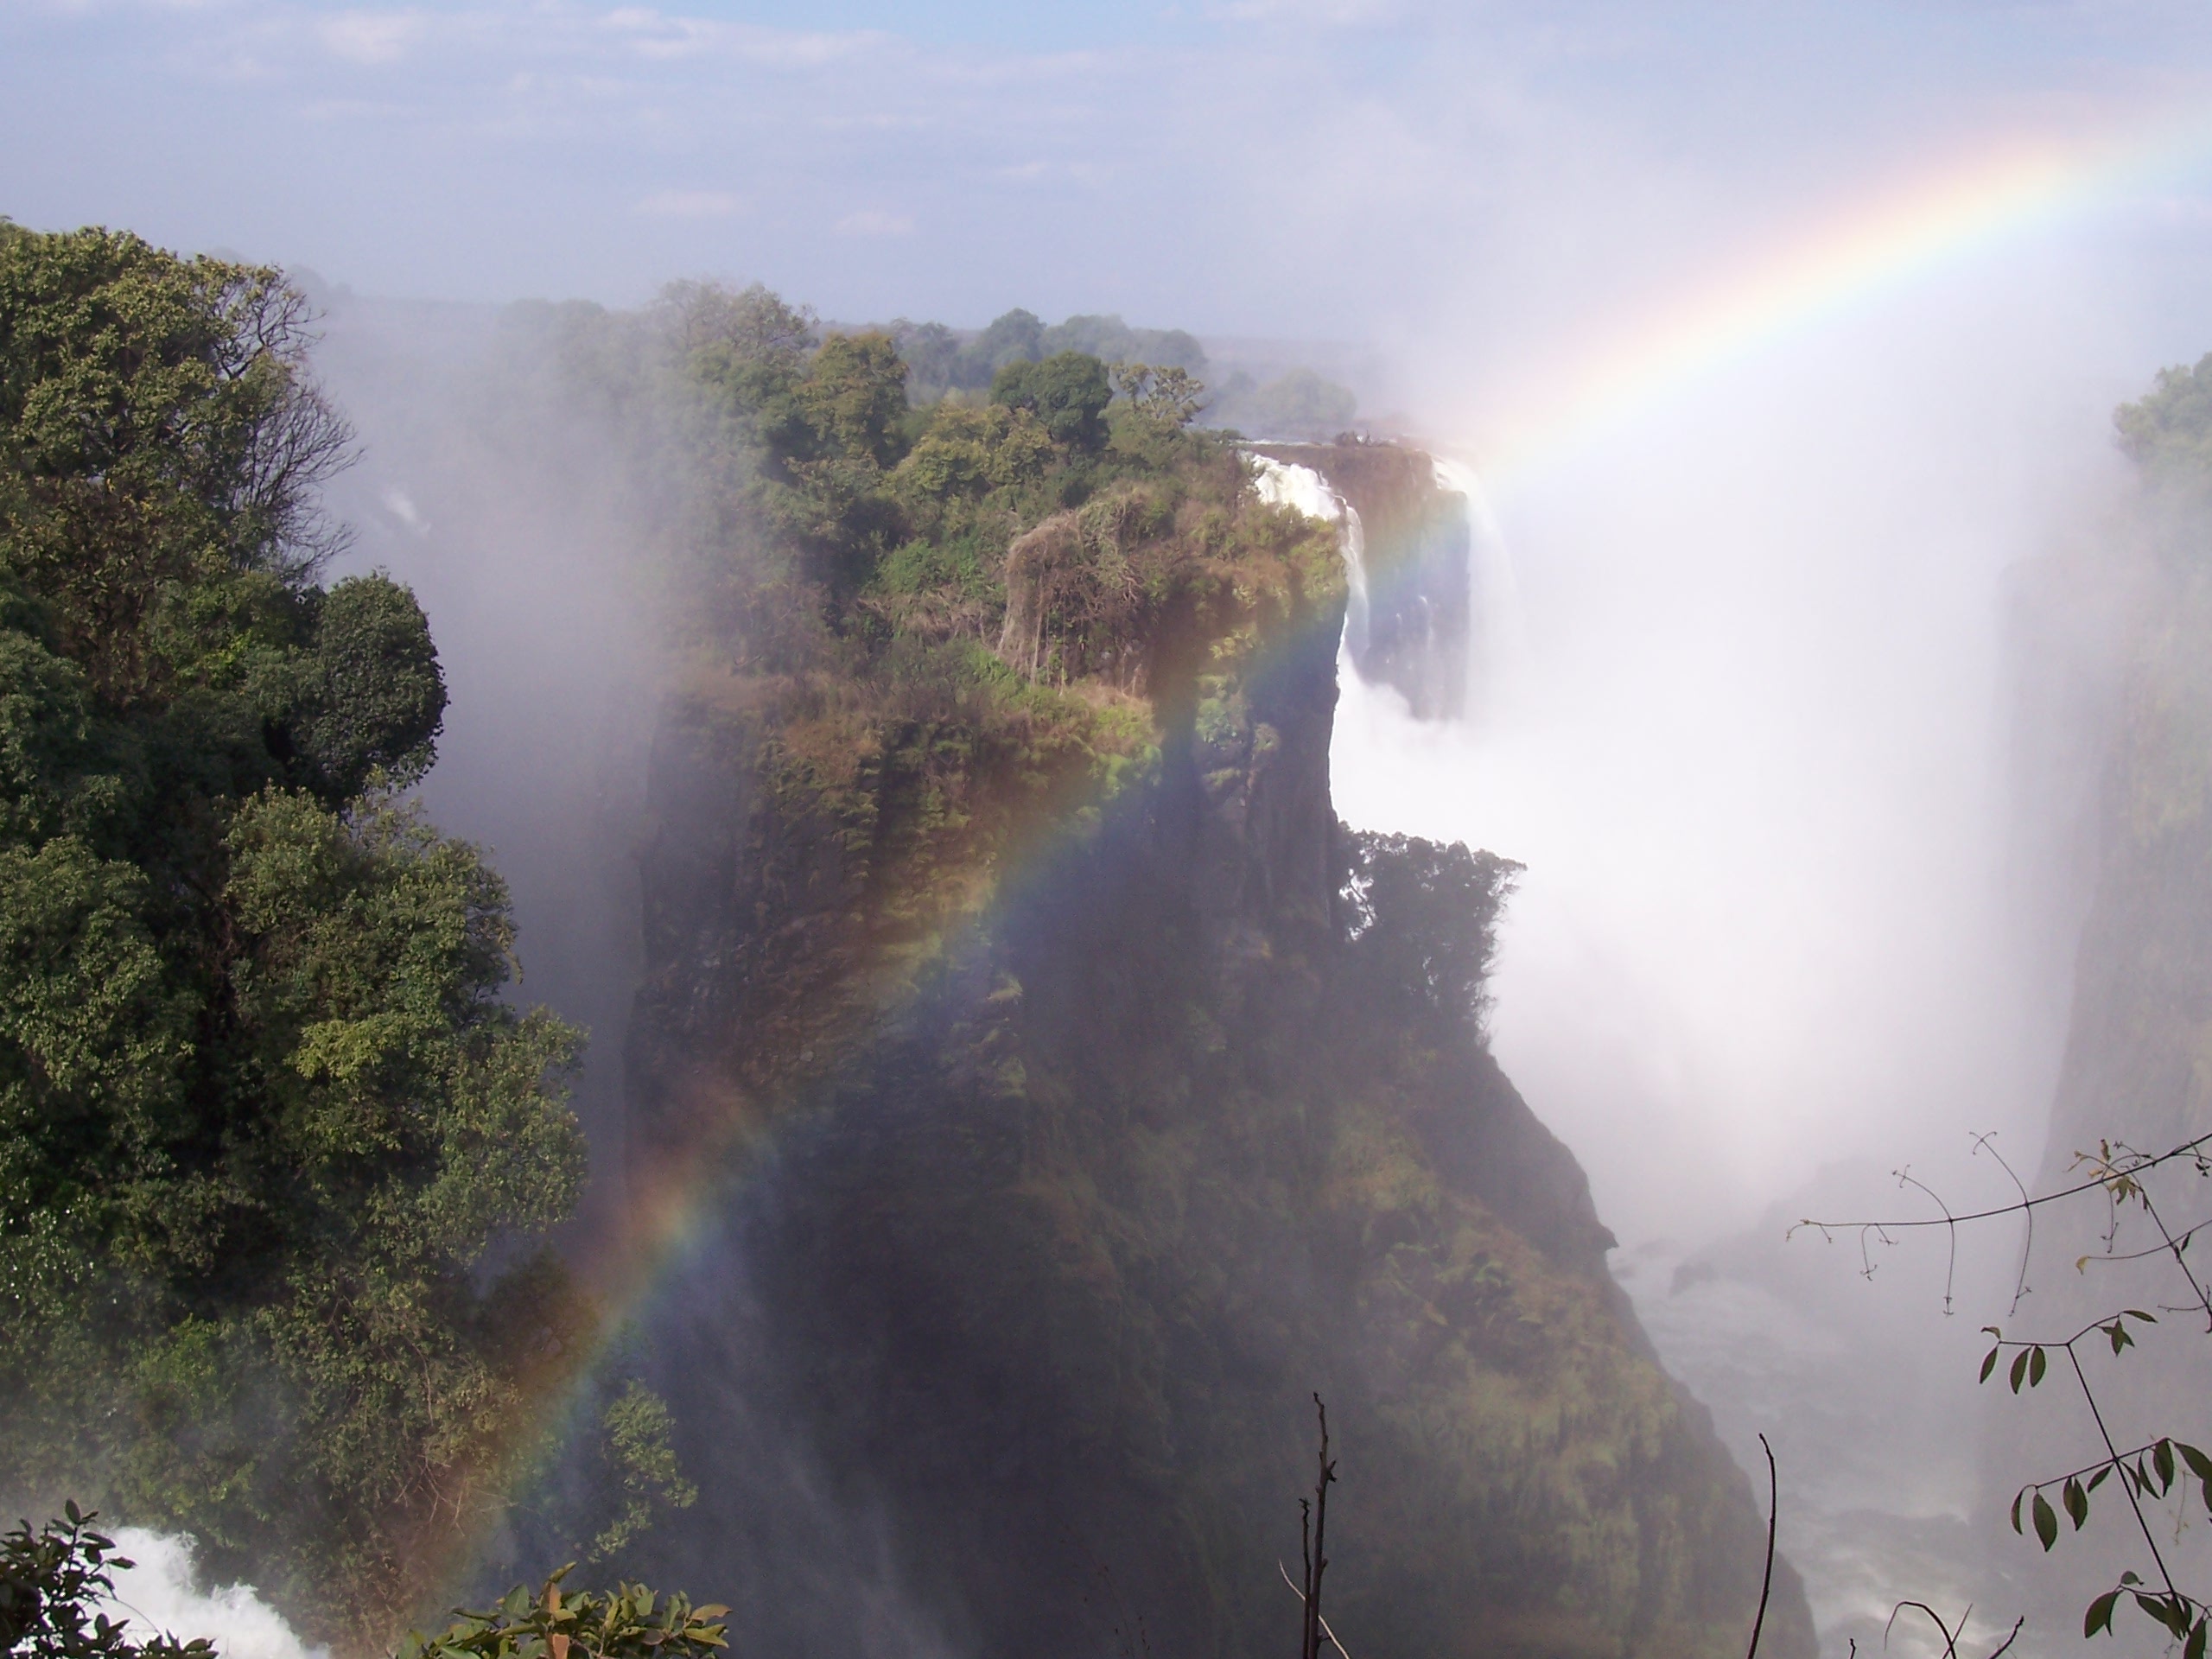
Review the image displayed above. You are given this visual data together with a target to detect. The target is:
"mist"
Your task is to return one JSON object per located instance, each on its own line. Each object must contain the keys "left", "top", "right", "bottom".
{"left": 12, "top": 2, "right": 2212, "bottom": 1655}
{"left": 1344, "top": 259, "right": 2138, "bottom": 1241}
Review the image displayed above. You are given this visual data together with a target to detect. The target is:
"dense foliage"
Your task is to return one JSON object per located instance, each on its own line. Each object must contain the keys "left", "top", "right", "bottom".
{"left": 397, "top": 1571, "right": 726, "bottom": 1659}
{"left": 2114, "top": 352, "right": 2212, "bottom": 486}
{"left": 620, "top": 282, "right": 1346, "bottom": 1022}
{"left": 1338, "top": 828, "right": 1522, "bottom": 1029}
{"left": 0, "top": 224, "right": 589, "bottom": 1649}
{"left": 893, "top": 308, "right": 1207, "bottom": 401}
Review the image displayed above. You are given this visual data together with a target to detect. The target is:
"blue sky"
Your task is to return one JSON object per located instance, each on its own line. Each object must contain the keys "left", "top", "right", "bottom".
{"left": 9, "top": 2, "right": 2212, "bottom": 378}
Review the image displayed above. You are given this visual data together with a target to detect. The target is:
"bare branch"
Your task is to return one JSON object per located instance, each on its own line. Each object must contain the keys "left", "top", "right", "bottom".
{"left": 1745, "top": 1434, "right": 1777, "bottom": 1659}
{"left": 1885, "top": 1600, "right": 1962, "bottom": 1659}
{"left": 1795, "top": 1132, "right": 2212, "bottom": 1237}
{"left": 1278, "top": 1563, "right": 1355, "bottom": 1659}
{"left": 1971, "top": 1133, "right": 2035, "bottom": 1315}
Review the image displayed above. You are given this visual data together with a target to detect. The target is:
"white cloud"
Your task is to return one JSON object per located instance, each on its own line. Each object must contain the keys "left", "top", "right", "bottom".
{"left": 597, "top": 6, "right": 883, "bottom": 68}
{"left": 637, "top": 188, "right": 741, "bottom": 216}
{"left": 835, "top": 208, "right": 915, "bottom": 236}
{"left": 1206, "top": 0, "right": 1406, "bottom": 22}
{"left": 318, "top": 9, "right": 424, "bottom": 66}
{"left": 380, "top": 485, "right": 429, "bottom": 532}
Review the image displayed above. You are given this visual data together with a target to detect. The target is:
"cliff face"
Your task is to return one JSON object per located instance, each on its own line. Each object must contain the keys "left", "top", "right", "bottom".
{"left": 621, "top": 443, "right": 1809, "bottom": 1659}
{"left": 2039, "top": 555, "right": 2212, "bottom": 1173}
{"left": 1989, "top": 509, "right": 2212, "bottom": 1632}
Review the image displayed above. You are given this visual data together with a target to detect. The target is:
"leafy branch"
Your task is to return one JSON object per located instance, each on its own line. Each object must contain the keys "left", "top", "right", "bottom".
{"left": 395, "top": 1570, "right": 728, "bottom": 1659}
{"left": 1796, "top": 1129, "right": 2212, "bottom": 1653}
{"left": 0, "top": 1505, "right": 214, "bottom": 1659}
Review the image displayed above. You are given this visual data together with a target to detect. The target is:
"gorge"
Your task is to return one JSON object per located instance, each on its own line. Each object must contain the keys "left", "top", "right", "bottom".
{"left": 577, "top": 396, "right": 1812, "bottom": 1658}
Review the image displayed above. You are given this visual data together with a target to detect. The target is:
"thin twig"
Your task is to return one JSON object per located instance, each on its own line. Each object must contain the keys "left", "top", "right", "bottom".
{"left": 2136, "top": 1192, "right": 2212, "bottom": 1332}
{"left": 2012, "top": 1438, "right": 2171, "bottom": 1493}
{"left": 2072, "top": 1217, "right": 2211, "bottom": 1268}
{"left": 1891, "top": 1168, "right": 1961, "bottom": 1313}
{"left": 1746, "top": 1434, "right": 1777, "bottom": 1659}
{"left": 1885, "top": 1600, "right": 2025, "bottom": 1659}
{"left": 1886, "top": 1600, "right": 1962, "bottom": 1659}
{"left": 1796, "top": 1133, "right": 2212, "bottom": 1236}
{"left": 1278, "top": 1563, "right": 1355, "bottom": 1659}
{"left": 2067, "top": 1344, "right": 2183, "bottom": 1607}
{"left": 1971, "top": 1133, "right": 2035, "bottom": 1315}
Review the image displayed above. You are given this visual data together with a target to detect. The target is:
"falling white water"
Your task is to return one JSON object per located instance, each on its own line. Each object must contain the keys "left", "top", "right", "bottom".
{"left": 1433, "top": 457, "right": 1528, "bottom": 722}
{"left": 99, "top": 1532, "right": 318, "bottom": 1659}
{"left": 1250, "top": 453, "right": 1370, "bottom": 665}
{"left": 1325, "top": 457, "right": 1506, "bottom": 877}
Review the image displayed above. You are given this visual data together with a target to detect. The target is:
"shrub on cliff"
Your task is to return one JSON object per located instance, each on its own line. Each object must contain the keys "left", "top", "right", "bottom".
{"left": 1338, "top": 827, "right": 1523, "bottom": 1032}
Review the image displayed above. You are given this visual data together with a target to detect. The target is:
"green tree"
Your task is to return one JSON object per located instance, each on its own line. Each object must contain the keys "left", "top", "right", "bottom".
{"left": 990, "top": 352, "right": 1114, "bottom": 454}
{"left": 796, "top": 331, "right": 908, "bottom": 468}
{"left": 951, "top": 307, "right": 1042, "bottom": 388}
{"left": 1338, "top": 827, "right": 1522, "bottom": 1029}
{"left": 1039, "top": 313, "right": 1207, "bottom": 375}
{"left": 889, "top": 320, "right": 959, "bottom": 397}
{"left": 0, "top": 223, "right": 588, "bottom": 1653}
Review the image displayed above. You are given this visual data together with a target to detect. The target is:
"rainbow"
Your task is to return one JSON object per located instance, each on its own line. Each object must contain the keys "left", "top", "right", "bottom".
{"left": 1468, "top": 105, "right": 2212, "bottom": 484}
{"left": 474, "top": 100, "right": 2212, "bottom": 1595}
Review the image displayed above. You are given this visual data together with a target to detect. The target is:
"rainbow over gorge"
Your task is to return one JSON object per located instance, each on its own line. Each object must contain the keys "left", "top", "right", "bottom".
{"left": 586, "top": 427, "right": 1809, "bottom": 1659}
{"left": 0, "top": 251, "right": 1813, "bottom": 1659}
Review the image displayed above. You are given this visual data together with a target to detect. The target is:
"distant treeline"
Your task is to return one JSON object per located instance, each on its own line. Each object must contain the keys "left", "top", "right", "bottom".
{"left": 875, "top": 307, "right": 1360, "bottom": 439}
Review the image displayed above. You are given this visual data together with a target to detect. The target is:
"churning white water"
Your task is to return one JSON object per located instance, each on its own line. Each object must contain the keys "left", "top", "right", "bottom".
{"left": 99, "top": 1532, "right": 318, "bottom": 1659}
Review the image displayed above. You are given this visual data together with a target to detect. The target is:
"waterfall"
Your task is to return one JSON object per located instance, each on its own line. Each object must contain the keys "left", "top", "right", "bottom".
{"left": 1250, "top": 452, "right": 1370, "bottom": 663}
{"left": 1252, "top": 446, "right": 1522, "bottom": 733}
{"left": 1433, "top": 455, "right": 1525, "bottom": 725}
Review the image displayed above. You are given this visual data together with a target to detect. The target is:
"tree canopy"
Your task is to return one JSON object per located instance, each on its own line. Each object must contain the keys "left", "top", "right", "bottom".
{"left": 0, "top": 223, "right": 588, "bottom": 1651}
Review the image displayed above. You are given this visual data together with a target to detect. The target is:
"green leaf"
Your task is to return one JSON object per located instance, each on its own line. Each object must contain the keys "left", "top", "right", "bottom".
{"left": 2011, "top": 1349, "right": 2031, "bottom": 1393}
{"left": 2034, "top": 1491, "right": 2059, "bottom": 1550}
{"left": 2190, "top": 1617, "right": 2209, "bottom": 1659}
{"left": 2137, "top": 1594, "right": 2192, "bottom": 1639}
{"left": 2179, "top": 1444, "right": 2212, "bottom": 1484}
{"left": 2066, "top": 1478, "right": 2089, "bottom": 1529}
{"left": 2012, "top": 1491, "right": 2025, "bottom": 1534}
{"left": 2029, "top": 1344, "right": 2048, "bottom": 1387}
{"left": 1980, "top": 1344, "right": 2001, "bottom": 1383}
{"left": 2156, "top": 1440, "right": 2177, "bottom": 1492}
{"left": 2089, "top": 1464, "right": 2113, "bottom": 1492}
{"left": 2087, "top": 1591, "right": 2121, "bottom": 1637}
